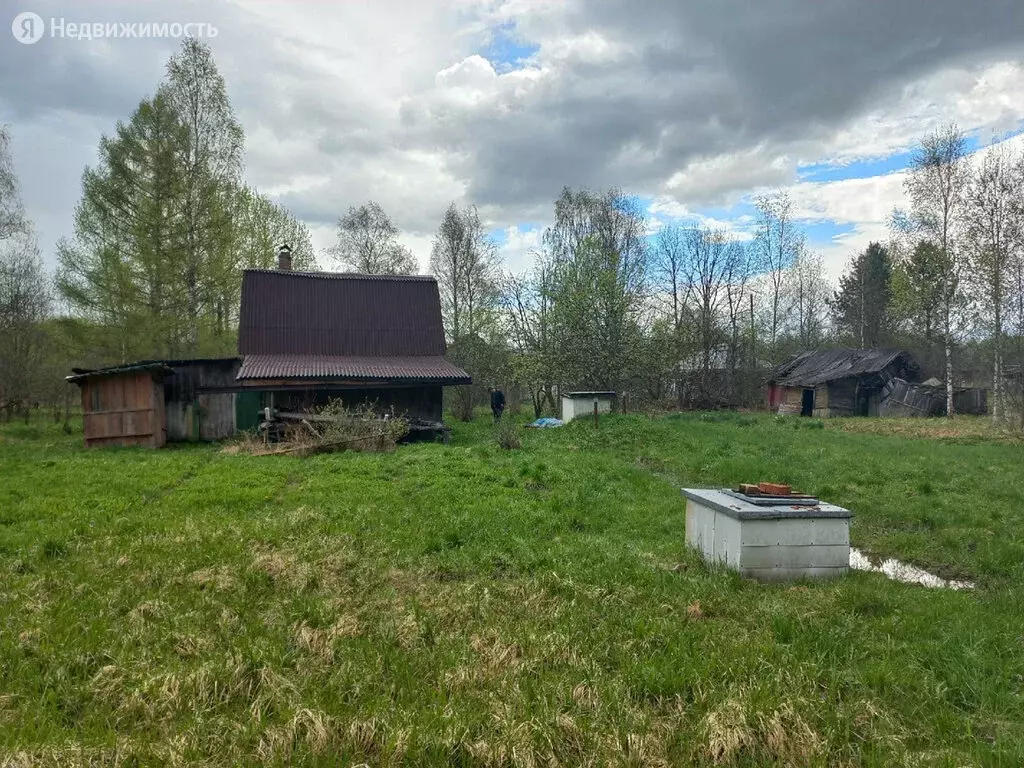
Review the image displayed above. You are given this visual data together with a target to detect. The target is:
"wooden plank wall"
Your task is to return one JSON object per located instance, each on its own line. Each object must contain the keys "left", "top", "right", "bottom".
{"left": 81, "top": 372, "right": 164, "bottom": 448}
{"left": 164, "top": 360, "right": 239, "bottom": 441}
{"left": 776, "top": 386, "right": 804, "bottom": 416}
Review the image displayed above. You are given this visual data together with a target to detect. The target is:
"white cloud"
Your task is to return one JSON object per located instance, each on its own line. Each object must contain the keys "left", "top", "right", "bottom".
{"left": 497, "top": 224, "right": 542, "bottom": 274}
{"left": 648, "top": 197, "right": 756, "bottom": 241}
{"left": 777, "top": 131, "right": 1024, "bottom": 280}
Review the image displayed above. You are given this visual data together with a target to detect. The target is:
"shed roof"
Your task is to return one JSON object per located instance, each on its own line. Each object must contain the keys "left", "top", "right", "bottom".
{"left": 67, "top": 362, "right": 174, "bottom": 384}
{"left": 769, "top": 348, "right": 918, "bottom": 387}
{"left": 238, "top": 269, "right": 447, "bottom": 357}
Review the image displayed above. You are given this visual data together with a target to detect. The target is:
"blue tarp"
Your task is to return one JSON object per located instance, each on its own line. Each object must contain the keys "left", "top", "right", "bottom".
{"left": 529, "top": 417, "right": 564, "bottom": 428}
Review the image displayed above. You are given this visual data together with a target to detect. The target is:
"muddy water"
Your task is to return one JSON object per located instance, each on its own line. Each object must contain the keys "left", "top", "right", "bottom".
{"left": 849, "top": 548, "right": 973, "bottom": 590}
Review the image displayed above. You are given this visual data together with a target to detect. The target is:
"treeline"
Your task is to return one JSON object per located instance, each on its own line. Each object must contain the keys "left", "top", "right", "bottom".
{"left": 3, "top": 38, "right": 1022, "bottom": 424}
{"left": 432, "top": 127, "right": 1024, "bottom": 423}
{"left": 431, "top": 187, "right": 833, "bottom": 418}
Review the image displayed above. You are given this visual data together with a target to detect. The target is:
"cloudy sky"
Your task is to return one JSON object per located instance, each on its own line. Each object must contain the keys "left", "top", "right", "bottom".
{"left": 3, "top": 0, "right": 1024, "bottom": 280}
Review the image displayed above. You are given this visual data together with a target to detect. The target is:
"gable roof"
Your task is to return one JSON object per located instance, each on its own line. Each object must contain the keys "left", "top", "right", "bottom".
{"left": 769, "top": 348, "right": 919, "bottom": 388}
{"left": 237, "top": 269, "right": 469, "bottom": 384}
{"left": 239, "top": 269, "right": 446, "bottom": 357}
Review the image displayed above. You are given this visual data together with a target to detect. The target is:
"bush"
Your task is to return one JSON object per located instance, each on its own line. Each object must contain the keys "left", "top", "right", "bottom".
{"left": 494, "top": 418, "right": 521, "bottom": 450}
{"left": 229, "top": 400, "right": 409, "bottom": 456}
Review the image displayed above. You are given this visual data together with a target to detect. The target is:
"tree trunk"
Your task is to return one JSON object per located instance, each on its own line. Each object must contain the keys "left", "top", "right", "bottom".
{"left": 944, "top": 308, "right": 954, "bottom": 419}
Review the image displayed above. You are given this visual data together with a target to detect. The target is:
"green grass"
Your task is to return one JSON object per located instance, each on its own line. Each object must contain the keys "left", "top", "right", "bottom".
{"left": 1, "top": 412, "right": 1022, "bottom": 766}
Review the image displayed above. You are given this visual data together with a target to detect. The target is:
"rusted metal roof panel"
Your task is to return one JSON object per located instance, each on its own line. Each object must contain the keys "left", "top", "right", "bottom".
{"left": 237, "top": 354, "right": 471, "bottom": 384}
{"left": 238, "top": 270, "right": 447, "bottom": 357}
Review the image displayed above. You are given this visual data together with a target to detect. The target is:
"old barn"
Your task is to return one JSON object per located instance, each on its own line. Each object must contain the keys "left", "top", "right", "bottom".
{"left": 767, "top": 349, "right": 924, "bottom": 417}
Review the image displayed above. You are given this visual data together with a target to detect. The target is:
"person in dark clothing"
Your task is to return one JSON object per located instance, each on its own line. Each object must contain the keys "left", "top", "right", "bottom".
{"left": 488, "top": 386, "right": 506, "bottom": 422}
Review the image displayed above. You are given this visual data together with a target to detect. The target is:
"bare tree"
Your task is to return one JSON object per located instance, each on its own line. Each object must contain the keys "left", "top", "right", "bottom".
{"left": 722, "top": 241, "right": 753, "bottom": 401}
{"left": 429, "top": 202, "right": 500, "bottom": 419}
{"left": 754, "top": 192, "right": 804, "bottom": 361}
{"left": 0, "top": 233, "right": 51, "bottom": 420}
{"left": 0, "top": 127, "right": 26, "bottom": 242}
{"left": 901, "top": 124, "right": 969, "bottom": 417}
{"left": 787, "top": 249, "right": 831, "bottom": 349}
{"left": 653, "top": 225, "right": 690, "bottom": 405}
{"left": 963, "top": 143, "right": 1024, "bottom": 423}
{"left": 503, "top": 262, "right": 558, "bottom": 418}
{"left": 331, "top": 201, "right": 418, "bottom": 274}
{"left": 680, "top": 227, "right": 732, "bottom": 403}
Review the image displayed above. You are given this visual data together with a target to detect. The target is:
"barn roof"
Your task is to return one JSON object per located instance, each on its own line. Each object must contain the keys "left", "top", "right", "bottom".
{"left": 237, "top": 269, "right": 470, "bottom": 384}
{"left": 769, "top": 348, "right": 918, "bottom": 387}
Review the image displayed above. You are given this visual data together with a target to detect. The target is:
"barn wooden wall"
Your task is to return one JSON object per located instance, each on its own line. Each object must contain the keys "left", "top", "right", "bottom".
{"left": 164, "top": 360, "right": 239, "bottom": 441}
{"left": 80, "top": 373, "right": 165, "bottom": 448}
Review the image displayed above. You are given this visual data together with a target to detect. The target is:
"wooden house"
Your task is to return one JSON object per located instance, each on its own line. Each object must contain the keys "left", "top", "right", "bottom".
{"left": 234, "top": 262, "right": 470, "bottom": 425}
{"left": 68, "top": 249, "right": 470, "bottom": 448}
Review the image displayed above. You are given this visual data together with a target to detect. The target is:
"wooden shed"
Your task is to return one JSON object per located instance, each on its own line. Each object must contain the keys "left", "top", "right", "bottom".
{"left": 68, "top": 358, "right": 242, "bottom": 448}
{"left": 68, "top": 363, "right": 171, "bottom": 448}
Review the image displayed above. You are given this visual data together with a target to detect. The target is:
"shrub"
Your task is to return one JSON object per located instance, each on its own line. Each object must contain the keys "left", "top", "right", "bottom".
{"left": 494, "top": 418, "right": 521, "bottom": 450}
{"left": 230, "top": 400, "right": 409, "bottom": 456}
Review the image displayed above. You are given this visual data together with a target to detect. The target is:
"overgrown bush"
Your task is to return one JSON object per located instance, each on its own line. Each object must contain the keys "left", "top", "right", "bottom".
{"left": 494, "top": 418, "right": 521, "bottom": 450}
{"left": 229, "top": 400, "right": 408, "bottom": 456}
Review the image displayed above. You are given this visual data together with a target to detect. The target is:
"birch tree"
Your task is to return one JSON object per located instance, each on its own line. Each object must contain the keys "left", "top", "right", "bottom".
{"left": 0, "top": 126, "right": 26, "bottom": 242}
{"left": 901, "top": 124, "right": 969, "bottom": 417}
{"left": 754, "top": 191, "right": 803, "bottom": 361}
{"left": 163, "top": 37, "right": 244, "bottom": 344}
{"left": 0, "top": 233, "right": 51, "bottom": 419}
{"left": 787, "top": 249, "right": 830, "bottom": 350}
{"left": 429, "top": 203, "right": 500, "bottom": 419}
{"left": 963, "top": 144, "right": 1023, "bottom": 422}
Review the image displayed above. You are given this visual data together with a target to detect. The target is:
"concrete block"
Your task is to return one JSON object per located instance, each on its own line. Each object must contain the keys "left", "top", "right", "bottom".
{"left": 682, "top": 488, "right": 853, "bottom": 582}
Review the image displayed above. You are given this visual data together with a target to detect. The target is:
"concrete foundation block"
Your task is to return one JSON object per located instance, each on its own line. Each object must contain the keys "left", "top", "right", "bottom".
{"left": 683, "top": 489, "right": 853, "bottom": 582}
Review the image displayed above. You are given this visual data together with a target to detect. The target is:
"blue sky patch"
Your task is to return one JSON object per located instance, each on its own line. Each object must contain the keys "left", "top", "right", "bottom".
{"left": 481, "top": 21, "right": 540, "bottom": 72}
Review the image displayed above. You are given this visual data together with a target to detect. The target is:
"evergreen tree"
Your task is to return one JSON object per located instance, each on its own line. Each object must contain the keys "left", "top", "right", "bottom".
{"left": 831, "top": 242, "right": 893, "bottom": 348}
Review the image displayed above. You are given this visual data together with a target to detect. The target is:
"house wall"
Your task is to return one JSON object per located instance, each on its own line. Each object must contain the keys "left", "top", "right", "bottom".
{"left": 776, "top": 386, "right": 804, "bottom": 416}
{"left": 80, "top": 372, "right": 165, "bottom": 448}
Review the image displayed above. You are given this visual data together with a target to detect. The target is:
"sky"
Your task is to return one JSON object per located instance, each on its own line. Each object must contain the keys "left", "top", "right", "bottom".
{"left": 2, "top": 0, "right": 1024, "bottom": 283}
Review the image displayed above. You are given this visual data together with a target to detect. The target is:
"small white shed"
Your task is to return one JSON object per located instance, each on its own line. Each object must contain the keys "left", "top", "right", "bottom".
{"left": 560, "top": 390, "right": 615, "bottom": 423}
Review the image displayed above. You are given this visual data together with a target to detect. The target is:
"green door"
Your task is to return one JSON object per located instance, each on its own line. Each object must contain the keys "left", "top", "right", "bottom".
{"left": 235, "top": 390, "right": 263, "bottom": 433}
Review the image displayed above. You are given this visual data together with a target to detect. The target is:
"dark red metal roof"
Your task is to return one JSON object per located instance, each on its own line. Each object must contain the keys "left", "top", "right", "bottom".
{"left": 237, "top": 354, "right": 470, "bottom": 384}
{"left": 239, "top": 269, "right": 447, "bottom": 357}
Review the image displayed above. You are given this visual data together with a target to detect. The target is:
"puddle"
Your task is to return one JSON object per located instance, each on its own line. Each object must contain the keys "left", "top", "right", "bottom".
{"left": 849, "top": 548, "right": 973, "bottom": 590}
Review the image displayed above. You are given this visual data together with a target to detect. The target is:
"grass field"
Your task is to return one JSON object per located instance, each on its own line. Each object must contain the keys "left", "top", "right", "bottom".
{"left": 1, "top": 412, "right": 1022, "bottom": 766}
